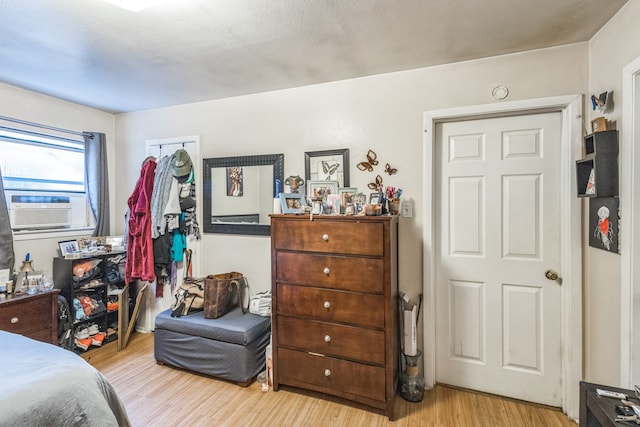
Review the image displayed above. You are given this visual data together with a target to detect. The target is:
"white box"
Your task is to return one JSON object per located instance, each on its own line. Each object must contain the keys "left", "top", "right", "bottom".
{"left": 403, "top": 305, "right": 417, "bottom": 356}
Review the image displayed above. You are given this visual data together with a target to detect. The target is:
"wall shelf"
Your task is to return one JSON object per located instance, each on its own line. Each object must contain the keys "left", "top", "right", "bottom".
{"left": 576, "top": 130, "right": 618, "bottom": 198}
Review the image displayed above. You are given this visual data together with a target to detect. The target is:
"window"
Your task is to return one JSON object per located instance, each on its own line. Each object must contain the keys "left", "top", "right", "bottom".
{"left": 0, "top": 129, "right": 85, "bottom": 192}
{"left": 0, "top": 128, "right": 90, "bottom": 231}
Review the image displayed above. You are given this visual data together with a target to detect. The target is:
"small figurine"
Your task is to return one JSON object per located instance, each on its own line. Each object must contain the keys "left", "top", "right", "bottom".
{"left": 285, "top": 175, "right": 304, "bottom": 194}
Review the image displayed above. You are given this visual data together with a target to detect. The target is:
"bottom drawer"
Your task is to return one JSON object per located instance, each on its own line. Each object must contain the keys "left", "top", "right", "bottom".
{"left": 277, "top": 347, "right": 386, "bottom": 402}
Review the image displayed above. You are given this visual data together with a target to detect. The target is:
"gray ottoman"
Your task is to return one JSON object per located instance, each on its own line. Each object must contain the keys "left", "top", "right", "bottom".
{"left": 154, "top": 307, "right": 271, "bottom": 386}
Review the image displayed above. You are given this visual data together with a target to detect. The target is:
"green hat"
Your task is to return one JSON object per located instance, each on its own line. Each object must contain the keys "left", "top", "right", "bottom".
{"left": 171, "top": 149, "right": 192, "bottom": 177}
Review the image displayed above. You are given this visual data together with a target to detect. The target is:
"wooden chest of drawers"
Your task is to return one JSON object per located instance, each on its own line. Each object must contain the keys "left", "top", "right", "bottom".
{"left": 271, "top": 214, "right": 398, "bottom": 419}
{"left": 0, "top": 290, "right": 60, "bottom": 344}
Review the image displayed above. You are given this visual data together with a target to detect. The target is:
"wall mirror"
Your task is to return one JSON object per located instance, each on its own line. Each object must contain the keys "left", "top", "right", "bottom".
{"left": 203, "top": 154, "right": 284, "bottom": 235}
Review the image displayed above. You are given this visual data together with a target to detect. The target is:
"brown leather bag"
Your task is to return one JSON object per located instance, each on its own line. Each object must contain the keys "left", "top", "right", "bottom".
{"left": 204, "top": 272, "right": 249, "bottom": 319}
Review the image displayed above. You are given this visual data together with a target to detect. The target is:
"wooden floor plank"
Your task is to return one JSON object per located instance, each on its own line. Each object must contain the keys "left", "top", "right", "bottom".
{"left": 86, "top": 332, "right": 577, "bottom": 426}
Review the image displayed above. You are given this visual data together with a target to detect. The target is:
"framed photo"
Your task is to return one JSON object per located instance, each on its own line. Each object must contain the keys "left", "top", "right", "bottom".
{"left": 305, "top": 149, "right": 350, "bottom": 188}
{"left": 352, "top": 193, "right": 367, "bottom": 214}
{"left": 369, "top": 192, "right": 383, "bottom": 205}
{"left": 326, "top": 194, "right": 341, "bottom": 215}
{"left": 339, "top": 187, "right": 357, "bottom": 208}
{"left": 59, "top": 239, "right": 79, "bottom": 256}
{"left": 226, "top": 166, "right": 243, "bottom": 197}
{"left": 78, "top": 236, "right": 106, "bottom": 250}
{"left": 279, "top": 193, "right": 306, "bottom": 214}
{"left": 307, "top": 180, "right": 339, "bottom": 199}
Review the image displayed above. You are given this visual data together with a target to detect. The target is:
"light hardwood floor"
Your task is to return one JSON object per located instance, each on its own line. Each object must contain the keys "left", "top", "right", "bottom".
{"left": 84, "top": 333, "right": 577, "bottom": 427}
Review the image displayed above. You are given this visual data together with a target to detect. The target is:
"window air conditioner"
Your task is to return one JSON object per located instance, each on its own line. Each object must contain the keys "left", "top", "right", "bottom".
{"left": 9, "top": 195, "right": 71, "bottom": 230}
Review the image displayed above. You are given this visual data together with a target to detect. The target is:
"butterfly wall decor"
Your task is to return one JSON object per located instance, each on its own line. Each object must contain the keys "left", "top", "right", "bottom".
{"left": 368, "top": 174, "right": 383, "bottom": 191}
{"left": 357, "top": 149, "right": 378, "bottom": 172}
{"left": 384, "top": 163, "right": 398, "bottom": 175}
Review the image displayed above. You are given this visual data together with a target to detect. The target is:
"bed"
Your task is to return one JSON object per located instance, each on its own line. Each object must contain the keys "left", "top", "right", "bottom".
{"left": 0, "top": 330, "right": 131, "bottom": 426}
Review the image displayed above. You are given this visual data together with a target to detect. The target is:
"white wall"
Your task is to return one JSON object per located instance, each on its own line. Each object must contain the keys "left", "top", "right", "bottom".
{"left": 114, "top": 43, "right": 588, "bottom": 351}
{"left": 587, "top": 1, "right": 640, "bottom": 386}
{"left": 0, "top": 83, "right": 115, "bottom": 279}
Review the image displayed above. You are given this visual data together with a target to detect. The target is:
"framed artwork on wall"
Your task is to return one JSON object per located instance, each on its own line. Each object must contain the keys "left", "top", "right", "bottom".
{"left": 589, "top": 196, "right": 620, "bottom": 253}
{"left": 305, "top": 149, "right": 350, "bottom": 188}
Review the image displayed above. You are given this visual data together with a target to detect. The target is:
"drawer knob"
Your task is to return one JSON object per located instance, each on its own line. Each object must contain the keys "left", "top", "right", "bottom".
{"left": 323, "top": 301, "right": 330, "bottom": 309}
{"left": 323, "top": 267, "right": 330, "bottom": 275}
{"left": 11, "top": 317, "right": 19, "bottom": 324}
{"left": 324, "top": 334, "right": 331, "bottom": 342}
{"left": 324, "top": 369, "right": 331, "bottom": 377}
{"left": 322, "top": 234, "right": 329, "bottom": 241}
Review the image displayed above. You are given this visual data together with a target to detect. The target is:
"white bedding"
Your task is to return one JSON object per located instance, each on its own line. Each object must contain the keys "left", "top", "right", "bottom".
{"left": 0, "top": 331, "right": 131, "bottom": 427}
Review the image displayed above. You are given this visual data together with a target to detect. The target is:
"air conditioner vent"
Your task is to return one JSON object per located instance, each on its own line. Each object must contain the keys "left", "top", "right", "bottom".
{"left": 9, "top": 195, "right": 71, "bottom": 230}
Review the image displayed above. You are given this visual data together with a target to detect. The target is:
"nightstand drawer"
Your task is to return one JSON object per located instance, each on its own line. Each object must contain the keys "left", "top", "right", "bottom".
{"left": 0, "top": 296, "right": 51, "bottom": 335}
{"left": 276, "top": 252, "right": 384, "bottom": 293}
{"left": 277, "top": 347, "right": 386, "bottom": 402}
{"left": 277, "top": 284, "right": 384, "bottom": 328}
{"left": 277, "top": 316, "right": 385, "bottom": 364}
{"left": 272, "top": 219, "right": 384, "bottom": 256}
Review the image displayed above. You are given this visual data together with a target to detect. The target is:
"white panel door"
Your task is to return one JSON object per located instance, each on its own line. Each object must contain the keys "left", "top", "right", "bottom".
{"left": 435, "top": 113, "right": 563, "bottom": 406}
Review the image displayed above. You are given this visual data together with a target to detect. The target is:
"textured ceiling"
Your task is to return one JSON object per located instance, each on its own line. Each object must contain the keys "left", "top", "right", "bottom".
{"left": 0, "top": 0, "right": 628, "bottom": 114}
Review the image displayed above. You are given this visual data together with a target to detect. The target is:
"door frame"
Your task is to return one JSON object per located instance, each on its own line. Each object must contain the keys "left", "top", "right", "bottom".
{"left": 621, "top": 56, "right": 640, "bottom": 388}
{"left": 423, "top": 95, "right": 583, "bottom": 418}
{"left": 138, "top": 135, "right": 202, "bottom": 333}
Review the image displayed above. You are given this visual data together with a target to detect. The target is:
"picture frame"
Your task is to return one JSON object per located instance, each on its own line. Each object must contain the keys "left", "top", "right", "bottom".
{"left": 58, "top": 239, "right": 79, "bottom": 256}
{"left": 326, "top": 194, "right": 341, "bottom": 215}
{"left": 352, "top": 193, "right": 367, "bottom": 214}
{"left": 78, "top": 236, "right": 106, "bottom": 250}
{"left": 307, "top": 180, "right": 339, "bottom": 199}
{"left": 279, "top": 193, "right": 306, "bottom": 214}
{"left": 305, "top": 149, "right": 350, "bottom": 188}
{"left": 589, "top": 196, "right": 620, "bottom": 253}
{"left": 339, "top": 187, "right": 358, "bottom": 208}
{"left": 369, "top": 192, "right": 383, "bottom": 205}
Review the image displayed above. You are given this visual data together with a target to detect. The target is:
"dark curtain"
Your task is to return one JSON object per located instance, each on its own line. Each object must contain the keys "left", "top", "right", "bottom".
{"left": 0, "top": 166, "right": 15, "bottom": 271}
{"left": 84, "top": 132, "right": 110, "bottom": 237}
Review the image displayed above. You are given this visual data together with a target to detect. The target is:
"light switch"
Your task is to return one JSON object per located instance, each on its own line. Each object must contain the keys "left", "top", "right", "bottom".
{"left": 401, "top": 200, "right": 413, "bottom": 218}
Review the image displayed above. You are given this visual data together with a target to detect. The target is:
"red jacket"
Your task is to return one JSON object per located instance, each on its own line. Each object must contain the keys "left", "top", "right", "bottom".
{"left": 125, "top": 160, "right": 156, "bottom": 284}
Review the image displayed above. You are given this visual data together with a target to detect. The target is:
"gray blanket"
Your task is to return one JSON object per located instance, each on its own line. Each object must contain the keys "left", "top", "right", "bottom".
{"left": 0, "top": 331, "right": 131, "bottom": 427}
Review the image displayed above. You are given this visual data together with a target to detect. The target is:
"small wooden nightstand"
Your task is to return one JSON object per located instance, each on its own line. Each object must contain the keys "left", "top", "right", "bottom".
{"left": 0, "top": 290, "right": 60, "bottom": 345}
{"left": 580, "top": 381, "right": 636, "bottom": 427}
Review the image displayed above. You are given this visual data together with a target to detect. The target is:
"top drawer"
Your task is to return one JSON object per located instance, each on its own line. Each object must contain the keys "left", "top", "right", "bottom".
{"left": 273, "top": 219, "right": 384, "bottom": 256}
{"left": 0, "top": 297, "right": 51, "bottom": 335}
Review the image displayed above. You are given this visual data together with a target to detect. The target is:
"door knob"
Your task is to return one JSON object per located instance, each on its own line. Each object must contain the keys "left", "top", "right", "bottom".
{"left": 545, "top": 270, "right": 561, "bottom": 283}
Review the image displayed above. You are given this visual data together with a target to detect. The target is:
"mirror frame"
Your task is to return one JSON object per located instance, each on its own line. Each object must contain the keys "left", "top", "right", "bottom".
{"left": 202, "top": 153, "right": 284, "bottom": 236}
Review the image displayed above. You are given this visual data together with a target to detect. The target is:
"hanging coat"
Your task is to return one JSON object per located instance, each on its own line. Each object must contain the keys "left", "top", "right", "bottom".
{"left": 125, "top": 160, "right": 156, "bottom": 284}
